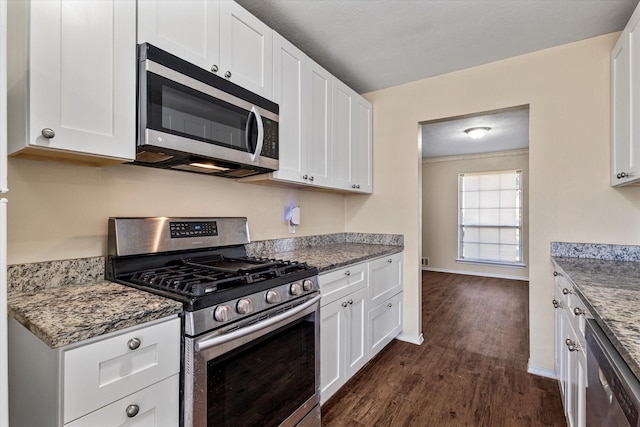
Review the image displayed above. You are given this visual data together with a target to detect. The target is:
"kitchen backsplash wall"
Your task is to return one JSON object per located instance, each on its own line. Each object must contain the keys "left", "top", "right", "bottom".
{"left": 5, "top": 158, "right": 347, "bottom": 265}
{"left": 245, "top": 232, "right": 403, "bottom": 255}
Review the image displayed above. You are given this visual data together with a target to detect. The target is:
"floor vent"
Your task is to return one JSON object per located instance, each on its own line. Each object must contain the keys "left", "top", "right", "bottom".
{"left": 421, "top": 257, "right": 430, "bottom": 267}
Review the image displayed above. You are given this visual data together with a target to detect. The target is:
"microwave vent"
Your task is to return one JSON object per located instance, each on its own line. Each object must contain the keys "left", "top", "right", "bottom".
{"left": 136, "top": 151, "right": 174, "bottom": 164}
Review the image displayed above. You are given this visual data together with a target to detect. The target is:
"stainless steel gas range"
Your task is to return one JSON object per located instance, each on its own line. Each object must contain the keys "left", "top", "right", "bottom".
{"left": 106, "top": 217, "right": 321, "bottom": 427}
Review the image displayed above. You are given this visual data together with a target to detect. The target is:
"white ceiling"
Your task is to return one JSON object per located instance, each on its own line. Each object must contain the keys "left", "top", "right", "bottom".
{"left": 236, "top": 0, "right": 638, "bottom": 94}
{"left": 235, "top": 0, "right": 637, "bottom": 158}
{"left": 421, "top": 107, "right": 530, "bottom": 158}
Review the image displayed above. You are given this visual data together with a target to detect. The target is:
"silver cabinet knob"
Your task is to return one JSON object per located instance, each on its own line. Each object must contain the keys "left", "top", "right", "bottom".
{"left": 302, "top": 174, "right": 308, "bottom": 180}
{"left": 553, "top": 271, "right": 558, "bottom": 276}
{"left": 266, "top": 290, "right": 281, "bottom": 304}
{"left": 344, "top": 270, "right": 351, "bottom": 276}
{"left": 552, "top": 299, "right": 559, "bottom": 309}
{"left": 573, "top": 307, "right": 585, "bottom": 316}
{"left": 617, "top": 172, "right": 628, "bottom": 179}
{"left": 352, "top": 184, "right": 357, "bottom": 188}
{"left": 388, "top": 303, "right": 393, "bottom": 308}
{"left": 126, "top": 404, "right": 140, "bottom": 418}
{"left": 41, "top": 128, "right": 55, "bottom": 139}
{"left": 236, "top": 299, "right": 253, "bottom": 315}
{"left": 214, "top": 305, "right": 232, "bottom": 322}
{"left": 211, "top": 64, "right": 219, "bottom": 73}
{"left": 224, "top": 71, "right": 232, "bottom": 78}
{"left": 342, "top": 302, "right": 348, "bottom": 307}
{"left": 309, "top": 176, "right": 314, "bottom": 181}
{"left": 356, "top": 185, "right": 360, "bottom": 189}
{"left": 127, "top": 338, "right": 141, "bottom": 350}
{"left": 302, "top": 279, "right": 315, "bottom": 291}
{"left": 387, "top": 259, "right": 392, "bottom": 263}
{"left": 348, "top": 299, "right": 353, "bottom": 305}
{"left": 562, "top": 288, "right": 572, "bottom": 295}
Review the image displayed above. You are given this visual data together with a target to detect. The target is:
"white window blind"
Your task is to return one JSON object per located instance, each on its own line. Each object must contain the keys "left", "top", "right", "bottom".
{"left": 458, "top": 170, "right": 523, "bottom": 265}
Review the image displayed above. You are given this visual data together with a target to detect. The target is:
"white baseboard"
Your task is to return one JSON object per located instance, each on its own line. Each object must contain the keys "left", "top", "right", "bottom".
{"left": 422, "top": 266, "right": 529, "bottom": 281}
{"left": 396, "top": 333, "right": 424, "bottom": 345}
{"left": 527, "top": 362, "right": 557, "bottom": 379}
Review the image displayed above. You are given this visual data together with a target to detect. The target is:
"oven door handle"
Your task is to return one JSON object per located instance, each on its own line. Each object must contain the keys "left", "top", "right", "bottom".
{"left": 194, "top": 294, "right": 321, "bottom": 352}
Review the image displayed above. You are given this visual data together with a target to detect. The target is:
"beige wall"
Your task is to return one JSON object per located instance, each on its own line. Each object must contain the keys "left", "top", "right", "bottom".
{"left": 5, "top": 158, "right": 346, "bottom": 264}
{"left": 422, "top": 150, "right": 529, "bottom": 279}
{"left": 349, "top": 32, "right": 640, "bottom": 372}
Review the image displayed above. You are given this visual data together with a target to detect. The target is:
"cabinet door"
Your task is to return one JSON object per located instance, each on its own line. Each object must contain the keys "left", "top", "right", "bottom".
{"left": 137, "top": 0, "right": 220, "bottom": 73}
{"left": 307, "top": 61, "right": 333, "bottom": 187}
{"left": 352, "top": 95, "right": 372, "bottom": 193}
{"left": 553, "top": 284, "right": 566, "bottom": 404}
{"left": 29, "top": 0, "right": 135, "bottom": 160}
{"left": 332, "top": 79, "right": 355, "bottom": 191}
{"left": 65, "top": 374, "right": 179, "bottom": 427}
{"left": 345, "top": 287, "right": 367, "bottom": 378}
{"left": 63, "top": 318, "right": 180, "bottom": 423}
{"left": 219, "top": 1, "right": 273, "bottom": 100}
{"left": 320, "top": 299, "right": 344, "bottom": 404}
{"left": 368, "top": 253, "right": 403, "bottom": 307}
{"left": 368, "top": 292, "right": 402, "bottom": 358}
{"left": 272, "top": 33, "right": 308, "bottom": 184}
{"left": 612, "top": 36, "right": 631, "bottom": 185}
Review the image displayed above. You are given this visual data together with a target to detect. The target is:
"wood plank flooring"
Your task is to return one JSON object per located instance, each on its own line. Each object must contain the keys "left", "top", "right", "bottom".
{"left": 321, "top": 271, "right": 566, "bottom": 427}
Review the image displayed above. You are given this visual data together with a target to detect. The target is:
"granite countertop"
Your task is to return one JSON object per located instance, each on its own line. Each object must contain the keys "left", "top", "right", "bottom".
{"left": 552, "top": 256, "right": 640, "bottom": 381}
{"left": 257, "top": 243, "right": 403, "bottom": 272}
{"left": 8, "top": 281, "right": 183, "bottom": 348}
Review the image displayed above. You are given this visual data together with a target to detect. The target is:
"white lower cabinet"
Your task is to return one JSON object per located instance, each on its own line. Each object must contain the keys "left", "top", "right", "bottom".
{"left": 552, "top": 269, "right": 587, "bottom": 427}
{"left": 320, "top": 252, "right": 403, "bottom": 404}
{"left": 9, "top": 315, "right": 180, "bottom": 427}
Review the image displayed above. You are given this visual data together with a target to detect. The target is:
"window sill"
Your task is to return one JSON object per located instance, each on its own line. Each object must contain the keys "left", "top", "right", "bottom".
{"left": 456, "top": 258, "right": 526, "bottom": 268}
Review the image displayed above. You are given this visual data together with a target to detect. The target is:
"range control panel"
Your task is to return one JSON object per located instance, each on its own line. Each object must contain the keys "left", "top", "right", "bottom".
{"left": 170, "top": 221, "right": 218, "bottom": 238}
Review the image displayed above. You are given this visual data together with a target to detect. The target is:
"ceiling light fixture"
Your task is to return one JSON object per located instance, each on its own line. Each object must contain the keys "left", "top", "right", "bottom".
{"left": 464, "top": 127, "right": 491, "bottom": 139}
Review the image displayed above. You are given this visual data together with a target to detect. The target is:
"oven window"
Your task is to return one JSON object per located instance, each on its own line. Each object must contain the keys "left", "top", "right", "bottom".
{"left": 206, "top": 314, "right": 316, "bottom": 427}
{"left": 147, "top": 73, "right": 258, "bottom": 153}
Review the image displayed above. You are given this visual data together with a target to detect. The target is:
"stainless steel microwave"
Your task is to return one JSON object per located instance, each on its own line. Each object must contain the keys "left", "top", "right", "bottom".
{"left": 135, "top": 43, "right": 279, "bottom": 178}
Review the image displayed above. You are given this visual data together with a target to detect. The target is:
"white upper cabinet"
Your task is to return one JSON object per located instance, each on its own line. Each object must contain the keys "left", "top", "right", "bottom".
{"left": 138, "top": 0, "right": 273, "bottom": 100}
{"left": 612, "top": 3, "right": 640, "bottom": 186}
{"left": 332, "top": 79, "right": 373, "bottom": 193}
{"left": 7, "top": 0, "right": 136, "bottom": 165}
{"left": 270, "top": 33, "right": 332, "bottom": 187}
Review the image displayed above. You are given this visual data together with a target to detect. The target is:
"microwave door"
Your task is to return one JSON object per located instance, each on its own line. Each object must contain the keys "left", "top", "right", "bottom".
{"left": 246, "top": 106, "right": 264, "bottom": 162}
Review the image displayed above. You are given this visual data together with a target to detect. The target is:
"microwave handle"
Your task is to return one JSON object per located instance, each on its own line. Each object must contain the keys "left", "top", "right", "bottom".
{"left": 247, "top": 106, "right": 264, "bottom": 162}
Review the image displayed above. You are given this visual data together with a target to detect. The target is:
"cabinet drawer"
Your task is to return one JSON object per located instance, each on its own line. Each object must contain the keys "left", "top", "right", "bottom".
{"left": 319, "top": 262, "right": 367, "bottom": 306}
{"left": 63, "top": 317, "right": 180, "bottom": 423}
{"left": 368, "top": 252, "right": 403, "bottom": 307}
{"left": 65, "top": 374, "right": 179, "bottom": 427}
{"left": 368, "top": 292, "right": 403, "bottom": 358}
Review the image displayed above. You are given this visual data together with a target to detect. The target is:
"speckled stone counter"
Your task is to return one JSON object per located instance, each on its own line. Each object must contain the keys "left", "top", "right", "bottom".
{"left": 247, "top": 233, "right": 404, "bottom": 272}
{"left": 551, "top": 242, "right": 640, "bottom": 382}
{"left": 7, "top": 257, "right": 183, "bottom": 349}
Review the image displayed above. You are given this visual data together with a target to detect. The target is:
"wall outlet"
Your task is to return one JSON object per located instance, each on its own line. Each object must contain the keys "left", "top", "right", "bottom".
{"left": 421, "top": 257, "right": 430, "bottom": 267}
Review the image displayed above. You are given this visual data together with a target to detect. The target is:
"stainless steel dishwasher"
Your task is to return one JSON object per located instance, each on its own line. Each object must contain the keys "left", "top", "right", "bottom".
{"left": 586, "top": 319, "right": 640, "bottom": 426}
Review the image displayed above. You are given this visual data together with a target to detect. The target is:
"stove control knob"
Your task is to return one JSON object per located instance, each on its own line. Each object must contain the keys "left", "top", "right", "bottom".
{"left": 290, "top": 282, "right": 303, "bottom": 296}
{"left": 213, "top": 305, "right": 232, "bottom": 322}
{"left": 236, "top": 299, "right": 253, "bottom": 315}
{"left": 266, "top": 290, "right": 281, "bottom": 304}
{"left": 303, "top": 279, "right": 315, "bottom": 292}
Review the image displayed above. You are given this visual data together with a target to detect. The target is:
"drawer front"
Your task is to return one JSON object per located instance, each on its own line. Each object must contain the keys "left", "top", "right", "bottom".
{"left": 368, "top": 292, "right": 403, "bottom": 358}
{"left": 63, "top": 317, "right": 180, "bottom": 423}
{"left": 65, "top": 374, "right": 179, "bottom": 427}
{"left": 368, "top": 252, "right": 403, "bottom": 307}
{"left": 319, "top": 262, "right": 367, "bottom": 306}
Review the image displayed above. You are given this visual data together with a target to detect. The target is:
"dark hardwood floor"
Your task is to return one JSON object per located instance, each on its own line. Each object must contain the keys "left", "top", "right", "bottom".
{"left": 321, "top": 271, "right": 566, "bottom": 427}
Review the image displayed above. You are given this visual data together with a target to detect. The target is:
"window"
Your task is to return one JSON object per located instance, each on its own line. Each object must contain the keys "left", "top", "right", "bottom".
{"left": 458, "top": 170, "right": 523, "bottom": 266}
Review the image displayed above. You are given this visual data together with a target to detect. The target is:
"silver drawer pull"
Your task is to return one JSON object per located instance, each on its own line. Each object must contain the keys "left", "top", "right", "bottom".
{"left": 387, "top": 259, "right": 392, "bottom": 263}
{"left": 345, "top": 270, "right": 351, "bottom": 276}
{"left": 126, "top": 404, "right": 140, "bottom": 418}
{"left": 388, "top": 303, "right": 393, "bottom": 308}
{"left": 127, "top": 338, "right": 141, "bottom": 350}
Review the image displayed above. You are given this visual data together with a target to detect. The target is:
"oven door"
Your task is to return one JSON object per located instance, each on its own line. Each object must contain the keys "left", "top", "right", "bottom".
{"left": 184, "top": 294, "right": 321, "bottom": 427}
